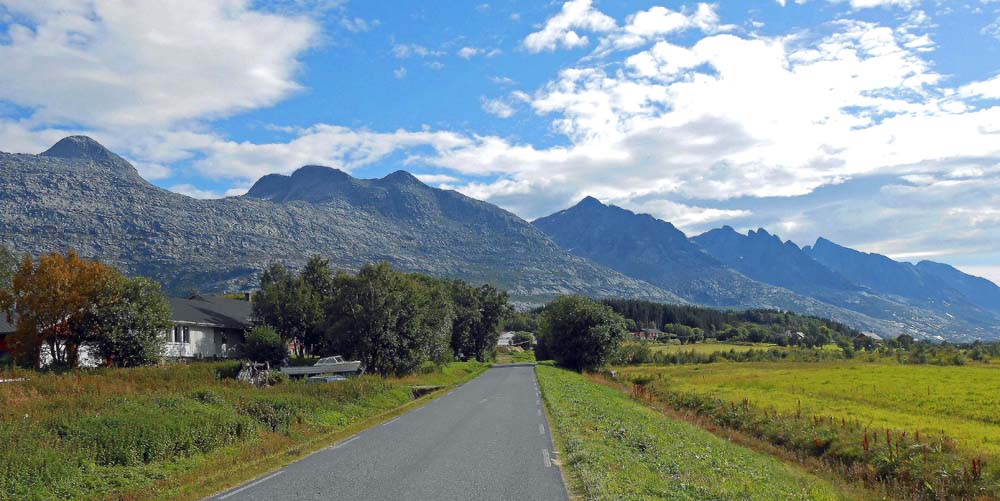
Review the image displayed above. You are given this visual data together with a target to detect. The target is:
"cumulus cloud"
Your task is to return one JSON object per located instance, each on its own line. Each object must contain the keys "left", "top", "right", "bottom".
{"left": 458, "top": 46, "right": 482, "bottom": 59}
{"left": 522, "top": 0, "right": 616, "bottom": 53}
{"left": 0, "top": 0, "right": 318, "bottom": 128}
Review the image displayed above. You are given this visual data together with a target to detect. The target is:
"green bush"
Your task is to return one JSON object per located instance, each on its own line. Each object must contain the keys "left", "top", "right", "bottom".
{"left": 239, "top": 326, "right": 288, "bottom": 365}
{"left": 537, "top": 295, "right": 627, "bottom": 371}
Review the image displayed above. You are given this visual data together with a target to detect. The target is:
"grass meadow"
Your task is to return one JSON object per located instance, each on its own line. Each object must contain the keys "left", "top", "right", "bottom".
{"left": 0, "top": 361, "right": 488, "bottom": 500}
{"left": 616, "top": 361, "right": 1000, "bottom": 456}
{"left": 536, "top": 364, "right": 850, "bottom": 500}
{"left": 614, "top": 360, "right": 1000, "bottom": 498}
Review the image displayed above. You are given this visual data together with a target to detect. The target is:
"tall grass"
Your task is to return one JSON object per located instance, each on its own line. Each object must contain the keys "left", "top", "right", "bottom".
{"left": 0, "top": 361, "right": 488, "bottom": 499}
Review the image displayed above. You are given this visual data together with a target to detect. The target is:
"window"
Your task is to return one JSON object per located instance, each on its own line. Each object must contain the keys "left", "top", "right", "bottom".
{"left": 182, "top": 326, "right": 190, "bottom": 344}
{"left": 173, "top": 326, "right": 182, "bottom": 343}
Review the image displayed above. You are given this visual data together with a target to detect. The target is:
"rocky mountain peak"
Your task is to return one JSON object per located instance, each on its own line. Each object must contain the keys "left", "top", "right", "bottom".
{"left": 40, "top": 136, "right": 136, "bottom": 176}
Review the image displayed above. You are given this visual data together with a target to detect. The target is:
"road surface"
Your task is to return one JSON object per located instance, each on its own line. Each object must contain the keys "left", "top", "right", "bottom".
{"left": 213, "top": 363, "right": 567, "bottom": 500}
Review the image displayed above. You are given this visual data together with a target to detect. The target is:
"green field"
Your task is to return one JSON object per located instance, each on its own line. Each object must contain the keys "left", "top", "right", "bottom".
{"left": 0, "top": 361, "right": 488, "bottom": 500}
{"left": 617, "top": 360, "right": 1000, "bottom": 457}
{"left": 536, "top": 364, "right": 849, "bottom": 500}
{"left": 647, "top": 342, "right": 786, "bottom": 354}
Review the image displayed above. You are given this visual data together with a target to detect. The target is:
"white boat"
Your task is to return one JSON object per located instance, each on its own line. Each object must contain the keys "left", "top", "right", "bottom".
{"left": 281, "top": 355, "right": 363, "bottom": 377}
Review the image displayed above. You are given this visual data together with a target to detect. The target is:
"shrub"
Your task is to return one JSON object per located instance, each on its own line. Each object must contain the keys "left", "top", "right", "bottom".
{"left": 239, "top": 326, "right": 288, "bottom": 365}
{"left": 537, "top": 295, "right": 627, "bottom": 372}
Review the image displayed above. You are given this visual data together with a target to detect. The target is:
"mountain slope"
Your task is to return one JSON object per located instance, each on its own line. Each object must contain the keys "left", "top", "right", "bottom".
{"left": 693, "top": 227, "right": 1000, "bottom": 339}
{"left": 532, "top": 198, "right": 921, "bottom": 336}
{"left": 916, "top": 261, "right": 1000, "bottom": 313}
{"left": 0, "top": 137, "right": 682, "bottom": 303}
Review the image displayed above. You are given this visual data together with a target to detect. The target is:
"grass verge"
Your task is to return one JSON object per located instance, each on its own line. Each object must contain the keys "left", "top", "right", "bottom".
{"left": 0, "top": 361, "right": 489, "bottom": 500}
{"left": 535, "top": 364, "right": 849, "bottom": 500}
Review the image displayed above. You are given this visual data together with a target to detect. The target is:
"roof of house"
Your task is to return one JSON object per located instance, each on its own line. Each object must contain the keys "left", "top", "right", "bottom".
{"left": 0, "top": 316, "right": 13, "bottom": 334}
{"left": 168, "top": 295, "right": 253, "bottom": 330}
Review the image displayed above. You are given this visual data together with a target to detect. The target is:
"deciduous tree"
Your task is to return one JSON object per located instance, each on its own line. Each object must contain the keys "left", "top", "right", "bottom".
{"left": 537, "top": 295, "right": 627, "bottom": 372}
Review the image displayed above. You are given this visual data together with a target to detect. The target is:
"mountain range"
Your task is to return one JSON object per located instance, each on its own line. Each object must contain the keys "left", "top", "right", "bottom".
{"left": 0, "top": 136, "right": 679, "bottom": 303}
{"left": 534, "top": 198, "right": 1000, "bottom": 340}
{"left": 2, "top": 136, "right": 998, "bottom": 340}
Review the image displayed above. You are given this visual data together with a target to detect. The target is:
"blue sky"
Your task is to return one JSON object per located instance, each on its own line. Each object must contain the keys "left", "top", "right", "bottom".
{"left": 1, "top": 0, "right": 999, "bottom": 281}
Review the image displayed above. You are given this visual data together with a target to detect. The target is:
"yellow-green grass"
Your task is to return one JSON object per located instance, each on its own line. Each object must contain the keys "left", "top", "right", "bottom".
{"left": 536, "top": 364, "right": 849, "bottom": 500}
{"left": 616, "top": 360, "right": 1000, "bottom": 457}
{"left": 646, "top": 342, "right": 786, "bottom": 355}
{"left": 0, "top": 361, "right": 489, "bottom": 500}
{"left": 496, "top": 349, "right": 536, "bottom": 364}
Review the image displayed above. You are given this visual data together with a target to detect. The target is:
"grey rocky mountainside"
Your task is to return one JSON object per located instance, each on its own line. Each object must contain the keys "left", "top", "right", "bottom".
{"left": 535, "top": 197, "right": 1000, "bottom": 340}
{"left": 0, "top": 136, "right": 682, "bottom": 304}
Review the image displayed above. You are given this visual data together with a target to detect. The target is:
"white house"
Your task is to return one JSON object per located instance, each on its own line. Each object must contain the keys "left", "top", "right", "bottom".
{"left": 497, "top": 331, "right": 515, "bottom": 347}
{"left": 164, "top": 295, "right": 252, "bottom": 359}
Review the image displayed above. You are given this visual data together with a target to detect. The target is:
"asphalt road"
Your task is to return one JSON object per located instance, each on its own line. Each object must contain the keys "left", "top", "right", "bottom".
{"left": 213, "top": 363, "right": 567, "bottom": 501}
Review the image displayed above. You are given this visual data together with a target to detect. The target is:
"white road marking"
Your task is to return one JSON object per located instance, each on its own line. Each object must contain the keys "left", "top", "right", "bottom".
{"left": 331, "top": 435, "right": 359, "bottom": 449}
{"left": 542, "top": 449, "right": 552, "bottom": 468}
{"left": 218, "top": 470, "right": 285, "bottom": 499}
{"left": 539, "top": 423, "right": 545, "bottom": 435}
{"left": 382, "top": 416, "right": 401, "bottom": 427}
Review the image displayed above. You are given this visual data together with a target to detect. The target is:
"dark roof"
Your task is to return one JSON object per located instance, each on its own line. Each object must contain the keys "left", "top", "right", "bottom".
{"left": 168, "top": 295, "right": 253, "bottom": 329}
{"left": 0, "top": 316, "right": 13, "bottom": 334}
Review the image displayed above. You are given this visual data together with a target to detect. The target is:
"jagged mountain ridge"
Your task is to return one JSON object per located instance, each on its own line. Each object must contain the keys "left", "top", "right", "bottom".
{"left": 0, "top": 137, "right": 683, "bottom": 303}
{"left": 693, "top": 226, "right": 1000, "bottom": 339}
{"left": 534, "top": 197, "right": 1000, "bottom": 340}
{"left": 533, "top": 198, "right": 919, "bottom": 337}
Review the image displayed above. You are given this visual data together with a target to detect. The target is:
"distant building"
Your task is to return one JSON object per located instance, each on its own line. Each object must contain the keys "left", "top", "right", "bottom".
{"left": 164, "top": 295, "right": 253, "bottom": 359}
{"left": 858, "top": 332, "right": 883, "bottom": 342}
{"left": 497, "top": 331, "right": 515, "bottom": 347}
{"left": 633, "top": 328, "right": 663, "bottom": 341}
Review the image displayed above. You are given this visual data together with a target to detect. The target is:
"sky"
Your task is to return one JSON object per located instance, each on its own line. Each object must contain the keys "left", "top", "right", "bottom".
{"left": 0, "top": 0, "right": 998, "bottom": 282}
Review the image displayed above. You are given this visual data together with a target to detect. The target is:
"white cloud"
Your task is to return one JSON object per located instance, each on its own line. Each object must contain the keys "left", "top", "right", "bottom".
{"left": 340, "top": 17, "right": 377, "bottom": 33}
{"left": 392, "top": 43, "right": 443, "bottom": 58}
{"left": 0, "top": 0, "right": 318, "bottom": 128}
{"left": 458, "top": 46, "right": 482, "bottom": 59}
{"left": 960, "top": 74, "right": 1000, "bottom": 99}
{"left": 414, "top": 173, "right": 460, "bottom": 184}
{"left": 169, "top": 184, "right": 226, "bottom": 199}
{"left": 393, "top": 67, "right": 408, "bottom": 79}
{"left": 481, "top": 98, "right": 516, "bottom": 118}
{"left": 522, "top": 0, "right": 616, "bottom": 53}
{"left": 778, "top": 0, "right": 921, "bottom": 8}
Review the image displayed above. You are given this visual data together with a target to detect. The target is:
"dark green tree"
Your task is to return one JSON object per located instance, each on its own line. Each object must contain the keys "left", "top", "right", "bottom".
{"left": 252, "top": 263, "right": 313, "bottom": 357}
{"left": 323, "top": 262, "right": 441, "bottom": 376}
{"left": 240, "top": 326, "right": 288, "bottom": 365}
{"left": 537, "top": 295, "right": 627, "bottom": 372}
{"left": 0, "top": 246, "right": 16, "bottom": 293}
{"left": 92, "top": 277, "right": 172, "bottom": 367}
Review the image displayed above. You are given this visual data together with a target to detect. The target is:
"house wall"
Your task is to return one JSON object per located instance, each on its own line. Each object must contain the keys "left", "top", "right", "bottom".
{"left": 163, "top": 324, "right": 245, "bottom": 359}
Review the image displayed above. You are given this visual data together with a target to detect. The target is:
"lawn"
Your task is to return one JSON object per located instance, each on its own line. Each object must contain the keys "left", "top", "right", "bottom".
{"left": 536, "top": 364, "right": 849, "bottom": 500}
{"left": 615, "top": 360, "right": 1000, "bottom": 457}
{"left": 647, "top": 342, "right": 787, "bottom": 355}
{"left": 0, "top": 361, "right": 488, "bottom": 500}
{"left": 496, "top": 348, "right": 536, "bottom": 364}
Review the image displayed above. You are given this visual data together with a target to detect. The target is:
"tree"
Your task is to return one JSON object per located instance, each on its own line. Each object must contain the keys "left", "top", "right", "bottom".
{"left": 322, "top": 262, "right": 443, "bottom": 376}
{"left": 448, "top": 282, "right": 511, "bottom": 362}
{"left": 252, "top": 264, "right": 314, "bottom": 357}
{"left": 537, "top": 295, "right": 627, "bottom": 372}
{"left": 0, "top": 251, "right": 120, "bottom": 368}
{"left": 91, "top": 277, "right": 172, "bottom": 367}
{"left": 240, "top": 326, "right": 288, "bottom": 365}
{"left": 298, "top": 256, "right": 335, "bottom": 351}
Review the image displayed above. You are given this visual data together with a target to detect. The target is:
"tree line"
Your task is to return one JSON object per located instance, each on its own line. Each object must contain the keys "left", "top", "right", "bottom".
{"left": 251, "top": 258, "right": 512, "bottom": 376}
{"left": 602, "top": 298, "right": 862, "bottom": 347}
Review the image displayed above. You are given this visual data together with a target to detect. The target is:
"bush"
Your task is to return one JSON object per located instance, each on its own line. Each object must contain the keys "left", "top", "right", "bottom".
{"left": 537, "top": 295, "right": 628, "bottom": 372}
{"left": 239, "top": 326, "right": 288, "bottom": 365}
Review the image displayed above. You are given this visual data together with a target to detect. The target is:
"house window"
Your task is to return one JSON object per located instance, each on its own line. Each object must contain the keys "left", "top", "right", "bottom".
{"left": 173, "top": 326, "right": 182, "bottom": 343}
{"left": 182, "top": 326, "right": 190, "bottom": 344}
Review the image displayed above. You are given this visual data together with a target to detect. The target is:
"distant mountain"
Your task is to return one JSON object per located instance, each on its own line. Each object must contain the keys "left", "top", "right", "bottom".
{"left": 535, "top": 197, "right": 1000, "bottom": 340}
{"left": 693, "top": 226, "right": 857, "bottom": 294}
{"left": 0, "top": 136, "right": 682, "bottom": 303}
{"left": 916, "top": 261, "right": 1000, "bottom": 312}
{"left": 803, "top": 239, "right": 1000, "bottom": 327}
{"left": 694, "top": 227, "right": 1000, "bottom": 339}
{"left": 532, "top": 198, "right": 918, "bottom": 335}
